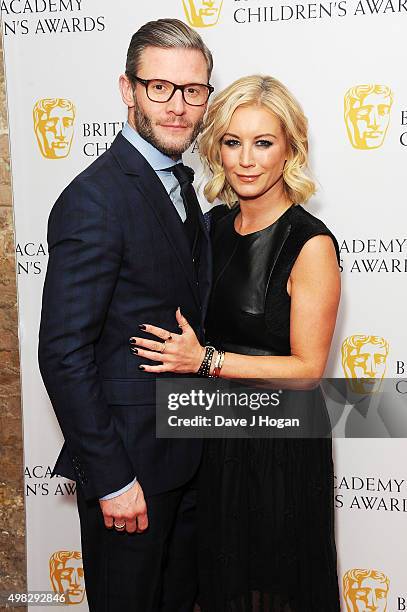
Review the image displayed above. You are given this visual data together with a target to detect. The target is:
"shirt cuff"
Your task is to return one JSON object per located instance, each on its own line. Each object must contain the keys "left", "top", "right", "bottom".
{"left": 99, "top": 477, "right": 137, "bottom": 500}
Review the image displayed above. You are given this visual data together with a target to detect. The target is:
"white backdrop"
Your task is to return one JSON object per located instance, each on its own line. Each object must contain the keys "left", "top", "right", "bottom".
{"left": 2, "top": 0, "right": 407, "bottom": 609}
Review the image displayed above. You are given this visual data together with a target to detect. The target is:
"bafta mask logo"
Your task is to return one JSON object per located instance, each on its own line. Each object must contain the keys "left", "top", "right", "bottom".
{"left": 33, "top": 98, "right": 76, "bottom": 159}
{"left": 341, "top": 335, "right": 389, "bottom": 394}
{"left": 182, "top": 0, "right": 223, "bottom": 27}
{"left": 344, "top": 85, "right": 393, "bottom": 150}
{"left": 343, "top": 568, "right": 390, "bottom": 611}
{"left": 49, "top": 551, "right": 85, "bottom": 605}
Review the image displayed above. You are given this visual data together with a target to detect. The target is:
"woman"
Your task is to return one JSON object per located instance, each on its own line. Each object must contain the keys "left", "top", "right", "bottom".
{"left": 130, "top": 75, "right": 341, "bottom": 611}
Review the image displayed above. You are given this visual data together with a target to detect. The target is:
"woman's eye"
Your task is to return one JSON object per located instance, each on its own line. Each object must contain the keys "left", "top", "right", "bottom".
{"left": 256, "top": 140, "right": 272, "bottom": 147}
{"left": 223, "top": 139, "right": 240, "bottom": 147}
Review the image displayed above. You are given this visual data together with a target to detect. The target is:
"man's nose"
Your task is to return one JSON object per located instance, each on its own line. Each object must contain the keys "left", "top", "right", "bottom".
{"left": 166, "top": 89, "right": 187, "bottom": 116}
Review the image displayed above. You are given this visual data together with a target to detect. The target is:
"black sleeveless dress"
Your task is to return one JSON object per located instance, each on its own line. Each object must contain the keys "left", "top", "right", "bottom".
{"left": 197, "top": 204, "right": 341, "bottom": 612}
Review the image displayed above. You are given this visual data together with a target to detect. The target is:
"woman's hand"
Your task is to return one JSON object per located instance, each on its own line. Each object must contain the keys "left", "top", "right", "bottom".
{"left": 130, "top": 308, "right": 205, "bottom": 374}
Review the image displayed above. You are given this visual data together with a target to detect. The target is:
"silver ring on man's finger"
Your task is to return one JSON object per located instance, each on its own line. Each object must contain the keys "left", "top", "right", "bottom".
{"left": 113, "top": 521, "right": 126, "bottom": 531}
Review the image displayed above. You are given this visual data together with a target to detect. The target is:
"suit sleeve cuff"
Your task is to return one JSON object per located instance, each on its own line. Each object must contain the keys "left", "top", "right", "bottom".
{"left": 99, "top": 476, "right": 137, "bottom": 500}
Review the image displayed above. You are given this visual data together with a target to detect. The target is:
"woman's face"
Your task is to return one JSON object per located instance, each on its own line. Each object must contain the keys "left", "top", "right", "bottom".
{"left": 220, "top": 105, "right": 288, "bottom": 202}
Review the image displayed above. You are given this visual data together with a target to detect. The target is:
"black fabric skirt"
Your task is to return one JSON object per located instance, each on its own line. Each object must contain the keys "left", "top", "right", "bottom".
{"left": 196, "top": 437, "right": 340, "bottom": 612}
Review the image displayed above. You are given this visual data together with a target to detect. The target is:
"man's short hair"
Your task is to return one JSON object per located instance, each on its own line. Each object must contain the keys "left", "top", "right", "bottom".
{"left": 125, "top": 18, "right": 213, "bottom": 81}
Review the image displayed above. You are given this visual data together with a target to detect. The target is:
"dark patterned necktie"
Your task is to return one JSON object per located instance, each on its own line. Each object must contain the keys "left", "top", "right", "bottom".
{"left": 171, "top": 163, "right": 200, "bottom": 255}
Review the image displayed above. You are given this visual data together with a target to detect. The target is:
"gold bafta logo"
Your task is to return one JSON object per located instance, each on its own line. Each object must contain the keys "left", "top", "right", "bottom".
{"left": 182, "top": 0, "right": 223, "bottom": 27}
{"left": 344, "top": 85, "right": 393, "bottom": 150}
{"left": 341, "top": 335, "right": 389, "bottom": 394}
{"left": 33, "top": 98, "right": 76, "bottom": 159}
{"left": 49, "top": 551, "right": 85, "bottom": 605}
{"left": 343, "top": 568, "right": 390, "bottom": 611}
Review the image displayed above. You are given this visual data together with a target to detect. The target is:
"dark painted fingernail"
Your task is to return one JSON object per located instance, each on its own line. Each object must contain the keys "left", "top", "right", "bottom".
{"left": 139, "top": 324, "right": 146, "bottom": 331}
{"left": 129, "top": 338, "right": 137, "bottom": 345}
{"left": 131, "top": 348, "right": 138, "bottom": 354}
{"left": 138, "top": 365, "right": 145, "bottom": 371}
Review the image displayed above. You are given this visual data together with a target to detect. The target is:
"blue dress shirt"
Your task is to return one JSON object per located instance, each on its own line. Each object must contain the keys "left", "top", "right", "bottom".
{"left": 121, "top": 122, "right": 186, "bottom": 221}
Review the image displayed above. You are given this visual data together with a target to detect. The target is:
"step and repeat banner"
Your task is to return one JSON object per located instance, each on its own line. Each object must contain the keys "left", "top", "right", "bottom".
{"left": 2, "top": 0, "right": 407, "bottom": 609}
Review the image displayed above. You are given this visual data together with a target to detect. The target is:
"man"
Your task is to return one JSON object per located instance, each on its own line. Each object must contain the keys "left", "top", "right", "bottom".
{"left": 38, "top": 18, "right": 213, "bottom": 611}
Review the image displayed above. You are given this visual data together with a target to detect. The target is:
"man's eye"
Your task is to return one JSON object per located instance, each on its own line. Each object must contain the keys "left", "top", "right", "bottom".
{"left": 186, "top": 87, "right": 200, "bottom": 96}
{"left": 153, "top": 83, "right": 168, "bottom": 92}
{"left": 223, "top": 139, "right": 240, "bottom": 147}
{"left": 256, "top": 140, "right": 272, "bottom": 147}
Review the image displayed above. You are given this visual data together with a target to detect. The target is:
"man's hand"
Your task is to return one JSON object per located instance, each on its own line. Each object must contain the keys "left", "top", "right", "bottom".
{"left": 99, "top": 480, "right": 148, "bottom": 534}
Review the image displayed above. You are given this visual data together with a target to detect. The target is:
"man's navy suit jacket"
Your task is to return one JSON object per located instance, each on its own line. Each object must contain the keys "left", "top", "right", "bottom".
{"left": 38, "top": 132, "right": 212, "bottom": 501}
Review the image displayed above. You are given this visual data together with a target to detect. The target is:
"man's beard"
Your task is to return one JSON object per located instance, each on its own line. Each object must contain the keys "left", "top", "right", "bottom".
{"left": 134, "top": 104, "right": 203, "bottom": 157}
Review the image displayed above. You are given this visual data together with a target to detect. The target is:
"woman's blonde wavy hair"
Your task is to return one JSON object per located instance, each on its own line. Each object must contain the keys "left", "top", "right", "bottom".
{"left": 199, "top": 75, "right": 316, "bottom": 207}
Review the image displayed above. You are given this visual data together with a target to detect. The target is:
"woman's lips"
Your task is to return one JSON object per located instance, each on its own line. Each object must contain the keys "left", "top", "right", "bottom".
{"left": 236, "top": 174, "right": 261, "bottom": 182}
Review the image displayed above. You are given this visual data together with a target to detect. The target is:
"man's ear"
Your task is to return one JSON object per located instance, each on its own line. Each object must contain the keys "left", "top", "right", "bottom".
{"left": 119, "top": 74, "right": 135, "bottom": 108}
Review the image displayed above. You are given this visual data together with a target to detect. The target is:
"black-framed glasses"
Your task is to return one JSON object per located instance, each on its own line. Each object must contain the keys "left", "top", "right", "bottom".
{"left": 129, "top": 75, "right": 214, "bottom": 107}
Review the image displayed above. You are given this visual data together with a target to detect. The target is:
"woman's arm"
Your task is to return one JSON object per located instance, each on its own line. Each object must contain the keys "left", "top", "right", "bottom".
{"left": 131, "top": 235, "right": 340, "bottom": 380}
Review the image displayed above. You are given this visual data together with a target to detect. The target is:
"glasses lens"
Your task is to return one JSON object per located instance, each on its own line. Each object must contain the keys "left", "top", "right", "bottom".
{"left": 147, "top": 80, "right": 175, "bottom": 102}
{"left": 146, "top": 80, "right": 209, "bottom": 106}
{"left": 183, "top": 84, "right": 209, "bottom": 106}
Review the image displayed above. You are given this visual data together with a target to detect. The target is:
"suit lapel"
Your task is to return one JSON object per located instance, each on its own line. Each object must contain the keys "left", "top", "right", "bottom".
{"left": 110, "top": 133, "right": 208, "bottom": 309}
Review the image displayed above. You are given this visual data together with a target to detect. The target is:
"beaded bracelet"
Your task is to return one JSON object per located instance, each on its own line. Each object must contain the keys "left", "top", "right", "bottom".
{"left": 197, "top": 346, "right": 215, "bottom": 377}
{"left": 211, "top": 349, "right": 225, "bottom": 378}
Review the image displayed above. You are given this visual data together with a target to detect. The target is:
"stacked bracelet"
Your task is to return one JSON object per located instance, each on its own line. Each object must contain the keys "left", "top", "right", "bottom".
{"left": 197, "top": 346, "right": 215, "bottom": 377}
{"left": 211, "top": 350, "right": 225, "bottom": 378}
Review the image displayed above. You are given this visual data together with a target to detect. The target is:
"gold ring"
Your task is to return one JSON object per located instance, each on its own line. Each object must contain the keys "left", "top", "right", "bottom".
{"left": 161, "top": 341, "right": 167, "bottom": 354}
